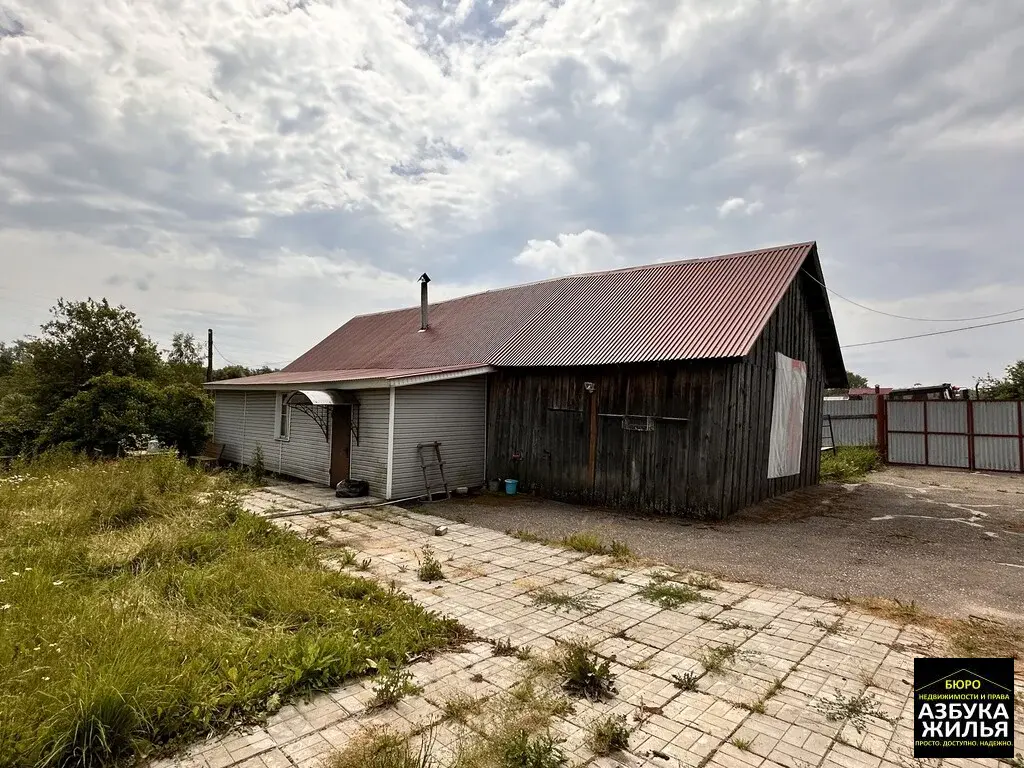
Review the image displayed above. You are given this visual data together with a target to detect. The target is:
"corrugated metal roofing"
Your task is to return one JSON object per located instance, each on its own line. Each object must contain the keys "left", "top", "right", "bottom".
{"left": 257, "top": 241, "right": 843, "bottom": 381}
{"left": 207, "top": 365, "right": 481, "bottom": 388}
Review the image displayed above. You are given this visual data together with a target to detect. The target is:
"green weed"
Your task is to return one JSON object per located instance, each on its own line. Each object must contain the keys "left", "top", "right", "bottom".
{"left": 326, "top": 726, "right": 435, "bottom": 768}
{"left": 686, "top": 573, "right": 721, "bottom": 590}
{"left": 531, "top": 590, "right": 595, "bottom": 613}
{"left": 554, "top": 642, "right": 617, "bottom": 701}
{"left": 492, "top": 638, "right": 519, "bottom": 657}
{"left": 815, "top": 689, "right": 897, "bottom": 733}
{"left": 671, "top": 671, "right": 700, "bottom": 691}
{"left": 638, "top": 578, "right": 706, "bottom": 609}
{"left": 700, "top": 644, "right": 740, "bottom": 674}
{"left": 417, "top": 547, "right": 446, "bottom": 582}
{"left": 369, "top": 661, "right": 422, "bottom": 709}
{"left": 820, "top": 446, "right": 881, "bottom": 483}
{"left": 588, "top": 714, "right": 631, "bottom": 755}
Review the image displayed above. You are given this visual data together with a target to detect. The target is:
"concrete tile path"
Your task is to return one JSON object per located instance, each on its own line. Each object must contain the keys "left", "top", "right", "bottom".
{"left": 154, "top": 486, "right": 1023, "bottom": 768}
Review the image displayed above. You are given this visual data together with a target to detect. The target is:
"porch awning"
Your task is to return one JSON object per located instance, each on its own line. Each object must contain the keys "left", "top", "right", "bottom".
{"left": 285, "top": 389, "right": 359, "bottom": 407}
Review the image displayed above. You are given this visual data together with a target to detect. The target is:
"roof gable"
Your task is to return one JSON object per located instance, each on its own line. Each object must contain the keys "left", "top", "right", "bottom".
{"left": 283, "top": 241, "right": 845, "bottom": 382}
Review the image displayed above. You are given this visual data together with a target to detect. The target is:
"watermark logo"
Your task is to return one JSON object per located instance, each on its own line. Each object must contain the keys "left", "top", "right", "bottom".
{"left": 914, "top": 658, "right": 1014, "bottom": 758}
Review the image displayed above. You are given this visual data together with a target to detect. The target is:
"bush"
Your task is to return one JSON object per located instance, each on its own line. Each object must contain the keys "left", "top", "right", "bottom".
{"left": 820, "top": 446, "right": 881, "bottom": 483}
{"left": 39, "top": 373, "right": 157, "bottom": 456}
{"left": 151, "top": 383, "right": 212, "bottom": 457}
{"left": 37, "top": 374, "right": 212, "bottom": 458}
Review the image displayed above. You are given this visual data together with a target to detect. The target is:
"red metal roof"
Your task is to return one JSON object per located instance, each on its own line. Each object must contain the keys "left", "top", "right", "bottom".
{"left": 271, "top": 240, "right": 844, "bottom": 381}
{"left": 208, "top": 365, "right": 483, "bottom": 388}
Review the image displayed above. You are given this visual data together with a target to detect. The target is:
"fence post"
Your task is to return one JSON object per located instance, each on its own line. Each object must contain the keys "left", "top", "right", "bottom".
{"left": 966, "top": 398, "right": 975, "bottom": 471}
{"left": 875, "top": 386, "right": 888, "bottom": 462}
{"left": 1018, "top": 401, "right": 1024, "bottom": 474}
{"left": 923, "top": 401, "right": 930, "bottom": 467}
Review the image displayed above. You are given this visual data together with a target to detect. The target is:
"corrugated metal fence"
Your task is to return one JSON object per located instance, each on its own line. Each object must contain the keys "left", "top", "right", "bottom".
{"left": 823, "top": 399, "right": 879, "bottom": 446}
{"left": 823, "top": 396, "right": 1024, "bottom": 473}
{"left": 887, "top": 400, "right": 1024, "bottom": 472}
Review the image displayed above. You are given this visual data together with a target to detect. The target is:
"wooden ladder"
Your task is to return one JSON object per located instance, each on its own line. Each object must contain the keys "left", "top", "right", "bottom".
{"left": 821, "top": 414, "right": 838, "bottom": 455}
{"left": 417, "top": 442, "right": 451, "bottom": 501}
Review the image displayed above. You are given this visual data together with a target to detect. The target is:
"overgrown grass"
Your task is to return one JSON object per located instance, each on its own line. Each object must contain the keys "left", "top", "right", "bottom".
{"left": 850, "top": 597, "right": 1023, "bottom": 659}
{"left": 0, "top": 453, "right": 462, "bottom": 768}
{"left": 560, "top": 532, "right": 633, "bottom": 560}
{"left": 819, "top": 446, "right": 882, "bottom": 483}
{"left": 506, "top": 530, "right": 634, "bottom": 562}
{"left": 325, "top": 726, "right": 435, "bottom": 768}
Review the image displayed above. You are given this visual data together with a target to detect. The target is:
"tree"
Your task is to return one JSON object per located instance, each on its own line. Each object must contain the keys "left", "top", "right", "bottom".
{"left": 27, "top": 299, "right": 161, "bottom": 413}
{"left": 978, "top": 360, "right": 1024, "bottom": 400}
{"left": 826, "top": 370, "right": 870, "bottom": 396}
{"left": 39, "top": 374, "right": 159, "bottom": 456}
{"left": 151, "top": 384, "right": 213, "bottom": 456}
{"left": 845, "top": 371, "right": 869, "bottom": 389}
{"left": 0, "top": 392, "right": 39, "bottom": 456}
{"left": 211, "top": 364, "right": 276, "bottom": 381}
{"left": 163, "top": 332, "right": 207, "bottom": 387}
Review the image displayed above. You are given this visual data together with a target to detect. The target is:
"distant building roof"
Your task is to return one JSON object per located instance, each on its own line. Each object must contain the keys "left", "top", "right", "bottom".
{"left": 848, "top": 387, "right": 893, "bottom": 397}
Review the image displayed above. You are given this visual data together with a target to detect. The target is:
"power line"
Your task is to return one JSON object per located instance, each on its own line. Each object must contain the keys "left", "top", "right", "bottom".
{"left": 212, "top": 342, "right": 238, "bottom": 366}
{"left": 802, "top": 269, "right": 1024, "bottom": 322}
{"left": 841, "top": 316, "right": 1024, "bottom": 348}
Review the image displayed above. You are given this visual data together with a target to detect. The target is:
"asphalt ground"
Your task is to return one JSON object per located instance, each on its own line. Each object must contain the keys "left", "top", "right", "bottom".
{"left": 428, "top": 465, "right": 1024, "bottom": 622}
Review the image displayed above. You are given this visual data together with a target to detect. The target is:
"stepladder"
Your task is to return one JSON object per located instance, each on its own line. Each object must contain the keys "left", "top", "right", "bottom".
{"left": 417, "top": 442, "right": 450, "bottom": 501}
{"left": 821, "top": 414, "right": 837, "bottom": 455}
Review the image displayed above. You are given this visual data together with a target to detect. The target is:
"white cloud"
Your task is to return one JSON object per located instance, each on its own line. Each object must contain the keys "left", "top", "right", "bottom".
{"left": 514, "top": 230, "right": 623, "bottom": 276}
{"left": 717, "top": 197, "right": 762, "bottom": 217}
{"left": 0, "top": 0, "right": 1021, "bottom": 387}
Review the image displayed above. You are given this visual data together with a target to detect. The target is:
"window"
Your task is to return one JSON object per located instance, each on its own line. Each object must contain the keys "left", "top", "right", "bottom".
{"left": 277, "top": 393, "right": 291, "bottom": 440}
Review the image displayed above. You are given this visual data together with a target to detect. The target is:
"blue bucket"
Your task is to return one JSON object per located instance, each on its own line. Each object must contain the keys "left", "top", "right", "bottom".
{"left": 504, "top": 478, "right": 518, "bottom": 495}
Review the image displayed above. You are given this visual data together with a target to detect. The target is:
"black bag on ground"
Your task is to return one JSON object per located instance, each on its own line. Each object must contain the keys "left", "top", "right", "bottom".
{"left": 335, "top": 479, "right": 369, "bottom": 498}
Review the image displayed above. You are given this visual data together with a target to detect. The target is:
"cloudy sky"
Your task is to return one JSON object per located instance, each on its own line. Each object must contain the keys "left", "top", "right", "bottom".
{"left": 1, "top": 0, "right": 1021, "bottom": 387}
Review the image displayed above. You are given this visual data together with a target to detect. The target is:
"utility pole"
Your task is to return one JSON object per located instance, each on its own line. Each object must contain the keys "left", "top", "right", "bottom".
{"left": 207, "top": 329, "right": 214, "bottom": 382}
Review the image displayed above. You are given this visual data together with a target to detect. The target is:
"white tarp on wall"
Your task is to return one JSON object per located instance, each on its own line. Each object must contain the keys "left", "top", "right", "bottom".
{"left": 768, "top": 352, "right": 807, "bottom": 479}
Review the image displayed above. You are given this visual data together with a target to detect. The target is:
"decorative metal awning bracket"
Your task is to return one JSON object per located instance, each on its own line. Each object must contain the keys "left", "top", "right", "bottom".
{"left": 284, "top": 390, "right": 360, "bottom": 444}
{"left": 291, "top": 403, "right": 331, "bottom": 442}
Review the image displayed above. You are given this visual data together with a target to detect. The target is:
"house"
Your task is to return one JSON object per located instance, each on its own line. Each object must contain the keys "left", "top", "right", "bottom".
{"left": 206, "top": 241, "right": 845, "bottom": 517}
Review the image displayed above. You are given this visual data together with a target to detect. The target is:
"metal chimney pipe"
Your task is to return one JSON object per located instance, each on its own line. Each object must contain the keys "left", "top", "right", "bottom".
{"left": 418, "top": 273, "right": 431, "bottom": 331}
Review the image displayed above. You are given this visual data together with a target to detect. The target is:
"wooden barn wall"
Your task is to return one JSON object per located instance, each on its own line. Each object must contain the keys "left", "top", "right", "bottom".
{"left": 486, "top": 361, "right": 734, "bottom": 517}
{"left": 486, "top": 276, "right": 828, "bottom": 518}
{"left": 721, "top": 274, "right": 826, "bottom": 513}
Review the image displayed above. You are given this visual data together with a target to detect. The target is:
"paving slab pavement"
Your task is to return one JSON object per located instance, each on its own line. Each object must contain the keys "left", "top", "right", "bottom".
{"left": 152, "top": 486, "right": 1023, "bottom": 768}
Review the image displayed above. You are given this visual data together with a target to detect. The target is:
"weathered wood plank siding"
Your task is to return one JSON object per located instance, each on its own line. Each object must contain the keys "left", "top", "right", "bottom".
{"left": 348, "top": 388, "right": 390, "bottom": 497}
{"left": 485, "top": 275, "right": 827, "bottom": 517}
{"left": 486, "top": 362, "right": 732, "bottom": 516}
{"left": 721, "top": 273, "right": 826, "bottom": 512}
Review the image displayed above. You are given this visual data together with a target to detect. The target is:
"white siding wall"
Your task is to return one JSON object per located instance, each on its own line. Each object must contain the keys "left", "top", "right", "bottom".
{"left": 390, "top": 377, "right": 486, "bottom": 499}
{"left": 212, "top": 391, "right": 330, "bottom": 484}
{"left": 214, "top": 392, "right": 245, "bottom": 464}
{"left": 349, "top": 389, "right": 391, "bottom": 497}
